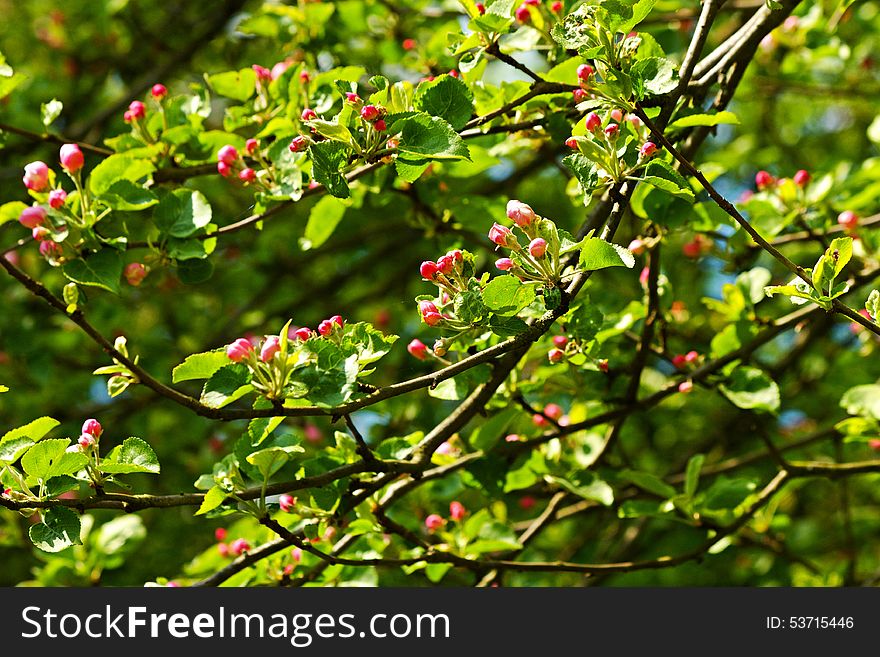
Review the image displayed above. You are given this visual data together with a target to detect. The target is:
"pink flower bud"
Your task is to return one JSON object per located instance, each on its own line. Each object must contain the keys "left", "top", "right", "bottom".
{"left": 628, "top": 238, "right": 645, "bottom": 255}
{"left": 543, "top": 403, "right": 563, "bottom": 420}
{"left": 245, "top": 138, "right": 259, "bottom": 154}
{"left": 639, "top": 266, "right": 650, "bottom": 286}
{"left": 838, "top": 210, "right": 858, "bottom": 230}
{"left": 260, "top": 335, "right": 281, "bottom": 362}
{"left": 123, "top": 110, "right": 134, "bottom": 123}
{"left": 407, "top": 339, "right": 429, "bottom": 360}
{"left": 524, "top": 0, "right": 539, "bottom": 5}
{"left": 82, "top": 418, "right": 103, "bottom": 438}
{"left": 386, "top": 138, "right": 400, "bottom": 150}
{"left": 59, "top": 144, "right": 84, "bottom": 173}
{"left": 151, "top": 83, "right": 167, "bottom": 99}
{"left": 217, "top": 161, "right": 232, "bottom": 177}
{"left": 449, "top": 501, "right": 466, "bottom": 521}
{"left": 318, "top": 315, "right": 344, "bottom": 336}
{"left": 23, "top": 161, "right": 50, "bottom": 191}
{"left": 345, "top": 92, "right": 362, "bottom": 104}
{"left": 576, "top": 64, "right": 594, "bottom": 82}
{"left": 361, "top": 105, "right": 381, "bottom": 122}
{"left": 550, "top": 1, "right": 562, "bottom": 13}
{"left": 573, "top": 89, "right": 589, "bottom": 103}
{"left": 496, "top": 258, "right": 514, "bottom": 271}
{"left": 124, "top": 262, "right": 147, "bottom": 286}
{"left": 299, "top": 71, "right": 311, "bottom": 84}
{"left": 506, "top": 200, "right": 536, "bottom": 226}
{"left": 447, "top": 249, "right": 463, "bottom": 264}
{"left": 528, "top": 237, "right": 547, "bottom": 258}
{"left": 19, "top": 206, "right": 47, "bottom": 229}
{"left": 505, "top": 433, "right": 521, "bottom": 443}
{"left": 289, "top": 135, "right": 309, "bottom": 153}
{"left": 271, "top": 60, "right": 292, "bottom": 80}
{"left": 552, "top": 335, "right": 568, "bottom": 348}
{"left": 755, "top": 170, "right": 774, "bottom": 190}
{"left": 128, "top": 100, "right": 146, "bottom": 120}
{"left": 672, "top": 354, "right": 688, "bottom": 369}
{"left": 598, "top": 359, "right": 609, "bottom": 373}
{"left": 604, "top": 123, "right": 619, "bottom": 139}
{"left": 639, "top": 141, "right": 658, "bottom": 158}
{"left": 519, "top": 495, "right": 536, "bottom": 510}
{"left": 301, "top": 108, "right": 317, "bottom": 121}
{"left": 293, "top": 327, "right": 312, "bottom": 341}
{"left": 684, "top": 350, "right": 699, "bottom": 364}
{"left": 419, "top": 300, "right": 439, "bottom": 316}
{"left": 373, "top": 119, "right": 387, "bottom": 132}
{"left": 448, "top": 69, "right": 460, "bottom": 78}
{"left": 39, "top": 241, "right": 59, "bottom": 258}
{"left": 436, "top": 441, "right": 455, "bottom": 455}
{"left": 32, "top": 226, "right": 50, "bottom": 241}
{"left": 425, "top": 514, "right": 445, "bottom": 531}
{"left": 217, "top": 543, "right": 230, "bottom": 557}
{"left": 515, "top": 4, "right": 530, "bottom": 21}
{"left": 627, "top": 113, "right": 641, "bottom": 128}
{"left": 402, "top": 38, "right": 417, "bottom": 51}
{"left": 869, "top": 439, "right": 880, "bottom": 451}
{"left": 476, "top": 2, "right": 487, "bottom": 14}
{"left": 215, "top": 528, "right": 228, "bottom": 542}
{"left": 565, "top": 137, "right": 579, "bottom": 150}
{"left": 230, "top": 538, "right": 251, "bottom": 556}
{"left": 218, "top": 145, "right": 239, "bottom": 165}
{"left": 279, "top": 494, "right": 296, "bottom": 513}
{"left": 548, "top": 348, "right": 565, "bottom": 363}
{"left": 610, "top": 109, "right": 623, "bottom": 122}
{"left": 238, "top": 167, "right": 256, "bottom": 183}
{"left": 48, "top": 189, "right": 67, "bottom": 209}
{"left": 678, "top": 380, "right": 693, "bottom": 394}
{"left": 226, "top": 338, "right": 255, "bottom": 363}
{"left": 252, "top": 64, "right": 272, "bottom": 82}
{"left": 436, "top": 255, "right": 454, "bottom": 274}
{"left": 793, "top": 169, "right": 810, "bottom": 187}
{"left": 532, "top": 414, "right": 548, "bottom": 427}
{"left": 488, "top": 222, "right": 515, "bottom": 247}
{"left": 585, "top": 111, "right": 602, "bottom": 132}
{"left": 305, "top": 423, "right": 322, "bottom": 443}
{"left": 78, "top": 434, "right": 95, "bottom": 449}
{"left": 682, "top": 239, "right": 702, "bottom": 258}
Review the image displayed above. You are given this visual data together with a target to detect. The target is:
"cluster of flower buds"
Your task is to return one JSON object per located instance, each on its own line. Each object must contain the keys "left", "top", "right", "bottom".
{"left": 359, "top": 103, "right": 388, "bottom": 132}
{"left": 572, "top": 63, "right": 595, "bottom": 104}
{"left": 671, "top": 350, "right": 700, "bottom": 370}
{"left": 515, "top": 0, "right": 550, "bottom": 23}
{"left": 755, "top": 168, "right": 814, "bottom": 192}
{"left": 424, "top": 500, "right": 467, "bottom": 532}
{"left": 216, "top": 141, "right": 264, "bottom": 185}
{"left": 124, "top": 262, "right": 148, "bottom": 287}
{"left": 416, "top": 249, "right": 468, "bottom": 332}
{"left": 531, "top": 402, "right": 571, "bottom": 428}
{"left": 490, "top": 200, "right": 561, "bottom": 283}
{"left": 76, "top": 418, "right": 103, "bottom": 452}
{"left": 566, "top": 111, "right": 658, "bottom": 184}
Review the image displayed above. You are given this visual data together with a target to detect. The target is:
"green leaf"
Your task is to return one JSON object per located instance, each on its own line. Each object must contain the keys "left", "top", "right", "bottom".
{"left": 641, "top": 159, "right": 694, "bottom": 201}
{"left": 668, "top": 111, "right": 740, "bottom": 131}
{"left": 867, "top": 290, "right": 880, "bottom": 320}
{"left": 685, "top": 454, "right": 705, "bottom": 498}
{"left": 603, "top": 0, "right": 658, "bottom": 33}
{"left": 719, "top": 366, "right": 780, "bottom": 413}
{"left": 620, "top": 469, "right": 676, "bottom": 499}
{"left": 0, "top": 437, "right": 34, "bottom": 464}
{"left": 172, "top": 350, "right": 229, "bottom": 383}
{"left": 393, "top": 113, "right": 470, "bottom": 161}
{"left": 0, "top": 201, "right": 28, "bottom": 227}
{"left": 98, "top": 180, "right": 158, "bottom": 211}
{"left": 481, "top": 275, "right": 536, "bottom": 316}
{"left": 29, "top": 507, "right": 81, "bottom": 553}
{"left": 841, "top": 385, "right": 880, "bottom": 421}
{"left": 563, "top": 153, "right": 600, "bottom": 198}
{"left": 246, "top": 440, "right": 304, "bottom": 479}
{"left": 101, "top": 437, "right": 160, "bottom": 475}
{"left": 470, "top": 407, "right": 519, "bottom": 452}
{"left": 41, "top": 99, "right": 63, "bottom": 127}
{"left": 827, "top": 236, "right": 853, "bottom": 278}
{"left": 546, "top": 473, "right": 614, "bottom": 506}
{"left": 201, "top": 364, "right": 253, "bottom": 408}
{"left": 309, "top": 141, "right": 351, "bottom": 199}
{"left": 579, "top": 238, "right": 635, "bottom": 271}
{"left": 177, "top": 258, "right": 214, "bottom": 285}
{"left": 207, "top": 68, "right": 257, "bottom": 102}
{"left": 414, "top": 75, "right": 475, "bottom": 131}
{"left": 1, "top": 416, "right": 60, "bottom": 444}
{"left": 196, "top": 485, "right": 228, "bottom": 515}
{"left": 93, "top": 516, "right": 146, "bottom": 561}
{"left": 454, "top": 289, "right": 487, "bottom": 323}
{"left": 21, "top": 439, "right": 88, "bottom": 481}
{"left": 301, "top": 196, "right": 346, "bottom": 250}
{"left": 640, "top": 175, "right": 695, "bottom": 201}
{"left": 631, "top": 56, "right": 678, "bottom": 97}
{"left": 305, "top": 119, "right": 354, "bottom": 145}
{"left": 62, "top": 249, "right": 124, "bottom": 294}
{"left": 154, "top": 189, "right": 212, "bottom": 238}
{"left": 702, "top": 476, "right": 756, "bottom": 511}
{"left": 88, "top": 154, "right": 156, "bottom": 197}
{"left": 552, "top": 6, "right": 601, "bottom": 50}
{"left": 248, "top": 416, "right": 285, "bottom": 446}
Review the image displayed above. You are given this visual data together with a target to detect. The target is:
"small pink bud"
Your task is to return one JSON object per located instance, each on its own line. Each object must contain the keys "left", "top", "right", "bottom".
{"left": 215, "top": 528, "right": 228, "bottom": 542}
{"left": 151, "top": 83, "right": 167, "bottom": 99}
{"left": 293, "top": 327, "right": 312, "bottom": 341}
{"left": 437, "top": 255, "right": 455, "bottom": 275}
{"left": 123, "top": 110, "right": 134, "bottom": 123}
{"left": 532, "top": 414, "right": 548, "bottom": 427}
{"left": 628, "top": 238, "right": 645, "bottom": 255}
{"left": 78, "top": 434, "right": 95, "bottom": 450}
{"left": 19, "top": 206, "right": 47, "bottom": 229}
{"left": 436, "top": 441, "right": 455, "bottom": 455}
{"left": 585, "top": 112, "right": 602, "bottom": 132}
{"left": 682, "top": 239, "right": 702, "bottom": 258}
{"left": 505, "top": 434, "right": 521, "bottom": 443}
{"left": 82, "top": 418, "right": 103, "bottom": 438}
{"left": 226, "top": 338, "right": 255, "bottom": 363}
{"left": 869, "top": 439, "right": 880, "bottom": 451}
{"left": 373, "top": 119, "right": 387, "bottom": 132}
{"left": 672, "top": 354, "right": 688, "bottom": 369}
{"left": 407, "top": 339, "right": 429, "bottom": 360}
{"left": 548, "top": 348, "right": 565, "bottom": 363}
{"left": 565, "top": 137, "right": 579, "bottom": 150}
{"left": 361, "top": 105, "right": 381, "bottom": 122}
{"left": 217, "top": 161, "right": 232, "bottom": 177}
{"left": 301, "top": 108, "right": 317, "bottom": 121}
{"left": 598, "top": 359, "right": 609, "bottom": 373}
{"left": 639, "top": 266, "right": 650, "bottom": 286}
{"left": 610, "top": 109, "right": 623, "bottom": 122}
{"left": 23, "top": 161, "right": 50, "bottom": 191}
{"left": 289, "top": 135, "right": 309, "bottom": 153}
{"left": 345, "top": 92, "right": 362, "bottom": 104}
{"left": 32, "top": 226, "right": 50, "bottom": 241}
{"left": 419, "top": 300, "right": 439, "bottom": 316}
{"left": 317, "top": 315, "right": 344, "bottom": 336}
{"left": 519, "top": 496, "right": 536, "bottom": 510}
{"left": 448, "top": 70, "right": 459, "bottom": 78}
{"left": 292, "top": 547, "right": 303, "bottom": 562}
{"left": 39, "top": 241, "right": 59, "bottom": 258}
{"left": 543, "top": 403, "right": 563, "bottom": 420}
{"left": 528, "top": 238, "right": 547, "bottom": 258}
{"left": 304, "top": 423, "right": 322, "bottom": 443}
{"left": 252, "top": 64, "right": 272, "bottom": 82}
{"left": 245, "top": 138, "right": 259, "bottom": 154}
{"left": 515, "top": 4, "right": 530, "bottom": 21}
{"left": 238, "top": 167, "right": 256, "bottom": 183}
{"left": 124, "top": 262, "right": 147, "bottom": 287}
{"left": 59, "top": 144, "right": 84, "bottom": 172}
{"left": 271, "top": 60, "right": 292, "bottom": 80}
{"left": 299, "top": 71, "right": 311, "bottom": 84}
{"left": 838, "top": 210, "right": 858, "bottom": 230}
{"left": 496, "top": 258, "right": 514, "bottom": 271}
{"left": 639, "top": 141, "right": 658, "bottom": 158}
{"left": 217, "top": 543, "right": 230, "bottom": 557}
{"left": 260, "top": 335, "right": 281, "bottom": 362}
{"left": 423, "top": 312, "right": 443, "bottom": 326}
{"left": 604, "top": 123, "right": 619, "bottom": 139}
{"left": 128, "top": 100, "right": 146, "bottom": 120}
{"left": 425, "top": 514, "right": 445, "bottom": 532}
{"left": 230, "top": 538, "right": 251, "bottom": 556}
{"left": 488, "top": 222, "right": 515, "bottom": 247}
{"left": 420, "top": 260, "right": 440, "bottom": 279}
{"left": 573, "top": 88, "right": 589, "bottom": 103}
{"left": 506, "top": 200, "right": 536, "bottom": 227}
{"left": 386, "top": 138, "right": 400, "bottom": 150}
{"left": 793, "top": 169, "right": 810, "bottom": 187}
{"left": 476, "top": 2, "right": 486, "bottom": 14}
{"left": 48, "top": 189, "right": 67, "bottom": 209}
{"left": 552, "top": 335, "right": 568, "bottom": 348}
{"left": 576, "top": 64, "right": 594, "bottom": 82}
{"left": 678, "top": 380, "right": 693, "bottom": 394}
{"left": 402, "top": 38, "right": 417, "bottom": 51}
{"left": 449, "top": 501, "right": 466, "bottom": 521}
{"left": 550, "top": 1, "right": 562, "bottom": 13}
{"left": 218, "top": 145, "right": 239, "bottom": 165}
{"left": 279, "top": 494, "right": 296, "bottom": 513}
{"left": 684, "top": 350, "right": 699, "bottom": 363}
{"left": 627, "top": 113, "right": 641, "bottom": 128}
{"left": 755, "top": 170, "right": 774, "bottom": 190}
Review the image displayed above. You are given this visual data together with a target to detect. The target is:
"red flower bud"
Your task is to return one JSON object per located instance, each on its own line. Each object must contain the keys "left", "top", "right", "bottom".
{"left": 39, "top": 241, "right": 59, "bottom": 258}
{"left": 449, "top": 501, "right": 466, "bottom": 521}
{"left": 128, "top": 100, "right": 146, "bottom": 120}
{"left": 59, "top": 144, "right": 84, "bottom": 172}
{"left": 345, "top": 92, "right": 362, "bottom": 104}
{"left": 476, "top": 2, "right": 486, "bottom": 14}
{"left": 361, "top": 105, "right": 381, "bottom": 122}
{"left": 230, "top": 538, "right": 251, "bottom": 556}
{"left": 301, "top": 108, "right": 317, "bottom": 121}
{"left": 279, "top": 494, "right": 296, "bottom": 513}
{"left": 402, "top": 38, "right": 417, "bottom": 51}
{"left": 289, "top": 135, "right": 309, "bottom": 152}
{"left": 573, "top": 88, "right": 589, "bottom": 103}
{"left": 124, "top": 262, "right": 147, "bottom": 287}
{"left": 48, "top": 189, "right": 67, "bottom": 209}
{"left": 838, "top": 210, "right": 858, "bottom": 230}
{"left": 544, "top": 403, "right": 563, "bottom": 420}
{"left": 373, "top": 119, "right": 387, "bottom": 132}
{"left": 299, "top": 71, "right": 311, "bottom": 84}
{"left": 628, "top": 238, "right": 645, "bottom": 255}
{"left": 639, "top": 141, "right": 658, "bottom": 158}
{"left": 407, "top": 339, "right": 429, "bottom": 360}
{"left": 425, "top": 514, "right": 445, "bottom": 531}
{"left": 218, "top": 144, "right": 239, "bottom": 165}
{"left": 678, "top": 380, "right": 694, "bottom": 394}
{"left": 515, "top": 5, "right": 530, "bottom": 22}
{"left": 23, "top": 161, "right": 50, "bottom": 191}
{"left": 551, "top": 1, "right": 563, "bottom": 13}
{"left": 245, "top": 138, "right": 259, "bottom": 154}
{"left": 226, "top": 338, "right": 255, "bottom": 363}
{"left": 577, "top": 64, "right": 594, "bottom": 82}
{"left": 214, "top": 528, "right": 228, "bottom": 542}
{"left": 238, "top": 167, "right": 256, "bottom": 183}
{"left": 293, "top": 327, "right": 312, "bottom": 341}
{"left": 437, "top": 255, "right": 454, "bottom": 274}
{"left": 507, "top": 200, "right": 536, "bottom": 226}
{"left": 496, "top": 258, "right": 514, "bottom": 271}
{"left": 793, "top": 169, "right": 810, "bottom": 187}
{"left": 19, "top": 206, "right": 46, "bottom": 229}
{"left": 548, "top": 348, "right": 565, "bottom": 363}
{"left": 585, "top": 111, "right": 602, "bottom": 132}
{"left": 755, "top": 170, "right": 775, "bottom": 190}
{"left": 252, "top": 65, "right": 272, "bottom": 82}
{"left": 82, "top": 418, "right": 103, "bottom": 438}
{"left": 552, "top": 335, "right": 568, "bottom": 348}
{"left": 32, "top": 226, "right": 50, "bottom": 241}
{"left": 420, "top": 261, "right": 440, "bottom": 280}
{"left": 529, "top": 238, "right": 547, "bottom": 258}
{"left": 488, "top": 222, "right": 515, "bottom": 247}
{"left": 151, "top": 83, "right": 167, "bottom": 99}
{"left": 672, "top": 354, "right": 688, "bottom": 369}
{"left": 260, "top": 336, "right": 280, "bottom": 362}
{"left": 598, "top": 358, "right": 609, "bottom": 373}
{"left": 610, "top": 109, "right": 623, "bottom": 122}
{"left": 604, "top": 123, "right": 619, "bottom": 139}
{"left": 565, "top": 137, "right": 579, "bottom": 150}
{"left": 217, "top": 161, "right": 232, "bottom": 177}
